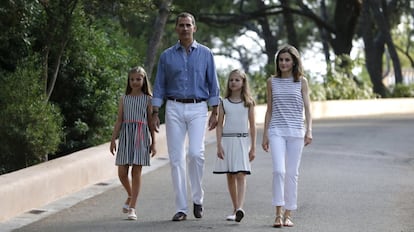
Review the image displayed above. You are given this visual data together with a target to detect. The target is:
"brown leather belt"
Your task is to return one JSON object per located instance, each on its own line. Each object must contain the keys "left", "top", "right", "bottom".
{"left": 167, "top": 97, "right": 205, "bottom": 103}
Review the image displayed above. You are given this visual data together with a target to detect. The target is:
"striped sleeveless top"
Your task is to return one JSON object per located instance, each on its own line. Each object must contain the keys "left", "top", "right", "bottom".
{"left": 269, "top": 76, "right": 305, "bottom": 138}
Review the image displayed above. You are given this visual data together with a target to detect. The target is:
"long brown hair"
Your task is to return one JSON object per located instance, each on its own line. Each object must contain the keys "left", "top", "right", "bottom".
{"left": 274, "top": 45, "right": 304, "bottom": 82}
{"left": 125, "top": 66, "right": 152, "bottom": 96}
{"left": 224, "top": 69, "right": 256, "bottom": 107}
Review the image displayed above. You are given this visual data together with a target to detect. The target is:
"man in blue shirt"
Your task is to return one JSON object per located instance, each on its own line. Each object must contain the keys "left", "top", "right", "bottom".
{"left": 151, "top": 12, "right": 220, "bottom": 221}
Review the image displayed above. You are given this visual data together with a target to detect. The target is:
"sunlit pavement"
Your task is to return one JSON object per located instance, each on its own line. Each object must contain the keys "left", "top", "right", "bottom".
{"left": 3, "top": 114, "right": 414, "bottom": 232}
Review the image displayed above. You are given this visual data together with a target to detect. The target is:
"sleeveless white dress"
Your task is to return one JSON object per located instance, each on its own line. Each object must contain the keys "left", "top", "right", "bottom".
{"left": 213, "top": 98, "right": 251, "bottom": 174}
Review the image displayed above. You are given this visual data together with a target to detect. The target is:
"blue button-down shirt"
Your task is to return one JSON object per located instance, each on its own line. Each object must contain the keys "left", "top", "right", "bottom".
{"left": 152, "top": 40, "right": 220, "bottom": 107}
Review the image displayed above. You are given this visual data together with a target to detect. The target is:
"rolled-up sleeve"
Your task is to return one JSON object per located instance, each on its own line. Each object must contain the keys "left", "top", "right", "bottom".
{"left": 152, "top": 53, "right": 166, "bottom": 107}
{"left": 206, "top": 50, "right": 220, "bottom": 106}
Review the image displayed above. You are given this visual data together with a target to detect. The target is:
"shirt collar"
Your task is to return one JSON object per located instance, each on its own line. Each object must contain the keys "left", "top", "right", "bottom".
{"left": 174, "top": 40, "right": 198, "bottom": 51}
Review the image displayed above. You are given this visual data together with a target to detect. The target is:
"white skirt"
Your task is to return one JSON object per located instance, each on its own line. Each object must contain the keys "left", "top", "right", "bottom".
{"left": 213, "top": 136, "right": 251, "bottom": 174}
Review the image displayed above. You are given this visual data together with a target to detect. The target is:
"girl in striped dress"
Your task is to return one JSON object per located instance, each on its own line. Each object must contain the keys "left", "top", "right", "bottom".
{"left": 110, "top": 66, "right": 156, "bottom": 220}
{"left": 262, "top": 45, "right": 313, "bottom": 228}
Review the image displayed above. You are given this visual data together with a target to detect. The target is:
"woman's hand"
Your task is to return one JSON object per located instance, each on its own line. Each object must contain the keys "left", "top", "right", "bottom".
{"left": 304, "top": 131, "right": 313, "bottom": 146}
{"left": 262, "top": 135, "right": 269, "bottom": 152}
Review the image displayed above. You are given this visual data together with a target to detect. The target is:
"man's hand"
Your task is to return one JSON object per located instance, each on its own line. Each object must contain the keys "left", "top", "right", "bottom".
{"left": 151, "top": 113, "right": 160, "bottom": 133}
{"left": 208, "top": 112, "right": 218, "bottom": 130}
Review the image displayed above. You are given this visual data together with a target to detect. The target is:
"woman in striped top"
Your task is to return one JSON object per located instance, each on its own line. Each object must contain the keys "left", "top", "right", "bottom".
{"left": 262, "top": 45, "right": 312, "bottom": 228}
{"left": 110, "top": 66, "right": 156, "bottom": 220}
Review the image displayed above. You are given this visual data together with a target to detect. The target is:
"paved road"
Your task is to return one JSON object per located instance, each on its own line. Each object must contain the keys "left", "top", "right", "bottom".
{"left": 5, "top": 115, "right": 414, "bottom": 232}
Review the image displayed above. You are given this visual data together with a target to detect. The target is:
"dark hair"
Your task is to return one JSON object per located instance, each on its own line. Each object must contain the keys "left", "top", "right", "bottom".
{"left": 274, "top": 45, "right": 304, "bottom": 82}
{"left": 175, "top": 12, "right": 196, "bottom": 26}
{"left": 125, "top": 66, "right": 152, "bottom": 96}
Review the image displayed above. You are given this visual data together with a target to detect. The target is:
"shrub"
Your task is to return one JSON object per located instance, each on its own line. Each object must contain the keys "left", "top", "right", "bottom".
{"left": 0, "top": 56, "right": 63, "bottom": 174}
{"left": 390, "top": 83, "right": 414, "bottom": 97}
{"left": 323, "top": 55, "right": 376, "bottom": 100}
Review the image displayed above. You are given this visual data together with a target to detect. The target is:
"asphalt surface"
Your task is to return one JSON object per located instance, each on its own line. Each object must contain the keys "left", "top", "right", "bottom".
{"left": 4, "top": 114, "right": 414, "bottom": 232}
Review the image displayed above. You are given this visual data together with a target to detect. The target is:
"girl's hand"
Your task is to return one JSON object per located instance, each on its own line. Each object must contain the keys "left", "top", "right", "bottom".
{"left": 217, "top": 146, "right": 224, "bottom": 160}
{"left": 110, "top": 140, "right": 116, "bottom": 155}
{"left": 151, "top": 143, "right": 157, "bottom": 157}
{"left": 150, "top": 143, "right": 157, "bottom": 157}
{"left": 249, "top": 150, "right": 256, "bottom": 162}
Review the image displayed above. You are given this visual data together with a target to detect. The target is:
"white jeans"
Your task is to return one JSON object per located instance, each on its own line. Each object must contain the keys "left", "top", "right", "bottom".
{"left": 268, "top": 130, "right": 304, "bottom": 210}
{"left": 165, "top": 100, "right": 208, "bottom": 214}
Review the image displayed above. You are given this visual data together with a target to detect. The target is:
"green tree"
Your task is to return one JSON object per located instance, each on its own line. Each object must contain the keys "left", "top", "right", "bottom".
{"left": 358, "top": 0, "right": 408, "bottom": 97}
{"left": 324, "top": 55, "right": 376, "bottom": 100}
{"left": 48, "top": 15, "right": 138, "bottom": 157}
{"left": 169, "top": 0, "right": 412, "bottom": 97}
{"left": 0, "top": 0, "right": 36, "bottom": 71}
{"left": 0, "top": 1, "right": 141, "bottom": 169}
{"left": 0, "top": 56, "right": 63, "bottom": 174}
{"left": 35, "top": 0, "right": 79, "bottom": 102}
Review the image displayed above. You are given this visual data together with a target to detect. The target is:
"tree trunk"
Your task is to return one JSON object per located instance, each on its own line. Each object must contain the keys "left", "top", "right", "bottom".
{"left": 40, "top": 0, "right": 78, "bottom": 102}
{"left": 144, "top": 0, "right": 172, "bottom": 80}
{"left": 319, "top": 0, "right": 332, "bottom": 79}
{"left": 369, "top": 1, "right": 403, "bottom": 84}
{"left": 255, "top": 0, "right": 279, "bottom": 67}
{"left": 46, "top": 40, "right": 68, "bottom": 102}
{"left": 365, "top": 39, "right": 386, "bottom": 97}
{"left": 281, "top": 0, "right": 299, "bottom": 48}
{"left": 331, "top": 0, "right": 361, "bottom": 66}
{"left": 360, "top": 0, "right": 387, "bottom": 97}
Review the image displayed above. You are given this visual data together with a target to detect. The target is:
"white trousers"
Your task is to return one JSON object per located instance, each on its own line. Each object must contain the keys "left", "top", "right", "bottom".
{"left": 268, "top": 131, "right": 304, "bottom": 210}
{"left": 165, "top": 100, "right": 208, "bottom": 214}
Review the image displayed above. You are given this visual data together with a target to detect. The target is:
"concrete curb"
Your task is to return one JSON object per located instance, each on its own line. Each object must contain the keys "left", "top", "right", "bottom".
{"left": 1, "top": 98, "right": 413, "bottom": 223}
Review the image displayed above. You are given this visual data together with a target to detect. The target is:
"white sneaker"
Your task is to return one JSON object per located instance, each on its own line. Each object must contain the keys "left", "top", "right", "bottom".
{"left": 122, "top": 204, "right": 129, "bottom": 213}
{"left": 226, "top": 214, "right": 236, "bottom": 221}
{"left": 127, "top": 208, "right": 137, "bottom": 220}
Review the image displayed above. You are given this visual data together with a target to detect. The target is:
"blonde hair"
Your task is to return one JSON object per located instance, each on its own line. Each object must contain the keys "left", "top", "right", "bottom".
{"left": 126, "top": 66, "right": 152, "bottom": 96}
{"left": 274, "top": 44, "right": 304, "bottom": 82}
{"left": 224, "top": 69, "right": 255, "bottom": 107}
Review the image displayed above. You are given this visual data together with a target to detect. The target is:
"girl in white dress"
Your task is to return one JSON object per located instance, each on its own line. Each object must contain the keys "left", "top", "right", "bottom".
{"left": 213, "top": 69, "right": 256, "bottom": 222}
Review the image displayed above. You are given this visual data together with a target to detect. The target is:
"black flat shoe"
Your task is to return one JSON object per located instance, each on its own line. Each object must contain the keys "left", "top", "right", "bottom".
{"left": 235, "top": 208, "right": 245, "bottom": 222}
{"left": 172, "top": 212, "right": 187, "bottom": 221}
{"left": 193, "top": 203, "right": 203, "bottom": 218}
